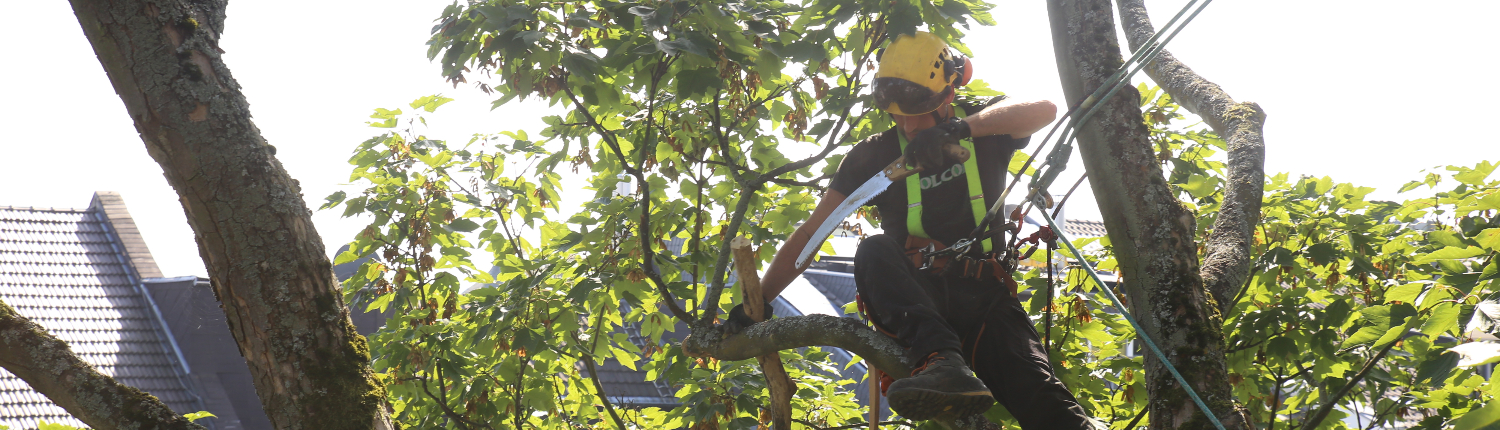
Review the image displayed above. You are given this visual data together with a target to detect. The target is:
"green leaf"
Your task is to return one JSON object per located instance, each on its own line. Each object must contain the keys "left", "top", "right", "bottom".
{"left": 409, "top": 95, "right": 454, "bottom": 113}
{"left": 1477, "top": 228, "right": 1500, "bottom": 251}
{"left": 449, "top": 219, "right": 480, "bottom": 232}
{"left": 1414, "top": 246, "right": 1486, "bottom": 264}
{"left": 1431, "top": 229, "right": 1471, "bottom": 248}
{"left": 1305, "top": 242, "right": 1339, "bottom": 266}
{"left": 1415, "top": 351, "right": 1459, "bottom": 385}
{"left": 1454, "top": 160, "right": 1497, "bottom": 185}
{"left": 1385, "top": 282, "right": 1425, "bottom": 304}
{"left": 1340, "top": 326, "right": 1387, "bottom": 350}
{"left": 320, "top": 191, "right": 347, "bottom": 211}
{"left": 562, "top": 52, "right": 603, "bottom": 81}
{"left": 1452, "top": 398, "right": 1500, "bottom": 430}
{"left": 185, "top": 411, "right": 217, "bottom": 422}
{"left": 1178, "top": 174, "right": 1219, "bottom": 199}
{"left": 334, "top": 249, "right": 362, "bottom": 265}
{"left": 1422, "top": 303, "right": 1460, "bottom": 338}
{"left": 675, "top": 67, "right": 722, "bottom": 99}
{"left": 1478, "top": 192, "right": 1500, "bottom": 211}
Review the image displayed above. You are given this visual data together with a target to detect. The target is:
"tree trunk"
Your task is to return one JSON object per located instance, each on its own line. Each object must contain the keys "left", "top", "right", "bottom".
{"left": 1044, "top": 0, "right": 1250, "bottom": 428}
{"left": 0, "top": 299, "right": 205, "bottom": 430}
{"left": 1115, "top": 0, "right": 1268, "bottom": 315}
{"left": 65, "top": 1, "right": 391, "bottom": 429}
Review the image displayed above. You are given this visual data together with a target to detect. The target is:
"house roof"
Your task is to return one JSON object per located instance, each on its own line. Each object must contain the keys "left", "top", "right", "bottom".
{"left": 1061, "top": 219, "right": 1107, "bottom": 239}
{"left": 0, "top": 193, "right": 200, "bottom": 430}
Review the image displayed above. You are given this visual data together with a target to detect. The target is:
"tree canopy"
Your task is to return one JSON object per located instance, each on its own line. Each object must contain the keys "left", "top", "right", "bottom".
{"left": 15, "top": 0, "right": 1500, "bottom": 429}
{"left": 318, "top": 0, "right": 1500, "bottom": 428}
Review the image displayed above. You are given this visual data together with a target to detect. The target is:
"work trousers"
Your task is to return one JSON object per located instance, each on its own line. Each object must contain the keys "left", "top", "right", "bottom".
{"left": 853, "top": 234, "right": 1093, "bottom": 430}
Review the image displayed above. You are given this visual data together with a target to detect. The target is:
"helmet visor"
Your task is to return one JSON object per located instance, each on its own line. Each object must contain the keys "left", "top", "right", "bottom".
{"left": 872, "top": 77, "right": 953, "bottom": 116}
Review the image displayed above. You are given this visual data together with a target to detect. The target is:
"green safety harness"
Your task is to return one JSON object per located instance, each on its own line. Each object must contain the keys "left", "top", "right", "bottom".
{"left": 896, "top": 106, "right": 994, "bottom": 254}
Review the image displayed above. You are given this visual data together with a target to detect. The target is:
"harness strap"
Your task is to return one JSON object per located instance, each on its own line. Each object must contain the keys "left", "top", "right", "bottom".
{"left": 897, "top": 105, "right": 993, "bottom": 253}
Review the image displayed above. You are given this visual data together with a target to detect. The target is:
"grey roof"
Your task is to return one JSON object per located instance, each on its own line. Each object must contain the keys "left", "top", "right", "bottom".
{"left": 144, "top": 277, "right": 271, "bottom": 430}
{"left": 0, "top": 194, "right": 199, "bottom": 430}
{"left": 800, "top": 268, "right": 858, "bottom": 318}
{"left": 1061, "top": 219, "right": 1107, "bottom": 239}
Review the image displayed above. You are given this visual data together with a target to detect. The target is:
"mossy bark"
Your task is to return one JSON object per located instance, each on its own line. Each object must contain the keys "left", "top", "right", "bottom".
{"left": 684, "top": 315, "right": 999, "bottom": 430}
{"left": 1045, "top": 0, "right": 1251, "bottom": 428}
{"left": 1116, "top": 0, "right": 1268, "bottom": 315}
{"left": 65, "top": 0, "right": 392, "bottom": 429}
{"left": 0, "top": 299, "right": 205, "bottom": 430}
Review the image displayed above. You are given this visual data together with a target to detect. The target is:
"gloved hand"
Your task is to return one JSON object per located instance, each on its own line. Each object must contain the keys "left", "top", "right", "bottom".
{"left": 723, "top": 298, "right": 774, "bottom": 333}
{"left": 904, "top": 118, "right": 970, "bottom": 172}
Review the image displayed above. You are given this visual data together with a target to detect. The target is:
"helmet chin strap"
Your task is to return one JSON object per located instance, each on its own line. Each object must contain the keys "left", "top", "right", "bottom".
{"left": 929, "top": 104, "right": 952, "bottom": 124}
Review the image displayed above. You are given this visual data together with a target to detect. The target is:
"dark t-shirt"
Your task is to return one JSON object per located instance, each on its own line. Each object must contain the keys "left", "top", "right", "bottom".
{"left": 829, "top": 97, "right": 1030, "bottom": 246}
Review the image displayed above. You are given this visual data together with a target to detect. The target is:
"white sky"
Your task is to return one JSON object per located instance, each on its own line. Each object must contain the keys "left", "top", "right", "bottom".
{"left": 1, "top": 1, "right": 1496, "bottom": 278}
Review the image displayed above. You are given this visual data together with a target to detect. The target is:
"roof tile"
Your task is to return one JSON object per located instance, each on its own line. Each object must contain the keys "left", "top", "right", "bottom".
{"left": 0, "top": 203, "right": 196, "bottom": 425}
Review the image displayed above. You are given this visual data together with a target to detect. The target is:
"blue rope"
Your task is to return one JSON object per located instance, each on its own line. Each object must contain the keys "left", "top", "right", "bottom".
{"left": 1034, "top": 207, "right": 1228, "bottom": 430}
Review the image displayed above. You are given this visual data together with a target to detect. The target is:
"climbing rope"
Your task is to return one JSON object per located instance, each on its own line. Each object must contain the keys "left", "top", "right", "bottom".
{"left": 939, "top": 0, "right": 1232, "bottom": 427}
{"left": 969, "top": 0, "right": 1219, "bottom": 246}
{"left": 1035, "top": 203, "right": 1229, "bottom": 430}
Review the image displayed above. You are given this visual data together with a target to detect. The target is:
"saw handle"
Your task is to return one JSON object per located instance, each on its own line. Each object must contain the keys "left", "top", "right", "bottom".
{"left": 887, "top": 143, "right": 970, "bottom": 180}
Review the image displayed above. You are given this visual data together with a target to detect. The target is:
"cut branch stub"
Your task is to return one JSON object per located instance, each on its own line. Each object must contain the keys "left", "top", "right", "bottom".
{"left": 732, "top": 237, "right": 794, "bottom": 430}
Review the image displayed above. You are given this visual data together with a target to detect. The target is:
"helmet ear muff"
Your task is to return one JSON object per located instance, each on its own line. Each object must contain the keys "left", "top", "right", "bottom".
{"left": 952, "top": 55, "right": 973, "bottom": 88}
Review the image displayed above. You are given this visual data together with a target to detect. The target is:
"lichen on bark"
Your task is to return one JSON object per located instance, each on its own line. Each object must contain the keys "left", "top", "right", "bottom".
{"left": 0, "top": 299, "right": 206, "bottom": 430}
{"left": 1045, "top": 0, "right": 1253, "bottom": 428}
{"left": 65, "top": 0, "right": 393, "bottom": 428}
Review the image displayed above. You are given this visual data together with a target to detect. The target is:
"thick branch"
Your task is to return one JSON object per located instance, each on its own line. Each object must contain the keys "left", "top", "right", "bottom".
{"left": 1046, "top": 0, "right": 1250, "bottom": 428}
{"left": 682, "top": 315, "right": 911, "bottom": 377}
{"left": 67, "top": 0, "right": 391, "bottom": 428}
{"left": 683, "top": 316, "right": 999, "bottom": 429}
{"left": 1117, "top": 0, "right": 1267, "bottom": 313}
{"left": 0, "top": 300, "right": 205, "bottom": 430}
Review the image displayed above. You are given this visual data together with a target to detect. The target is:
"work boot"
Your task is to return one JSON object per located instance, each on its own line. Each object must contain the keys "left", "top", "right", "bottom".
{"left": 885, "top": 350, "right": 995, "bottom": 421}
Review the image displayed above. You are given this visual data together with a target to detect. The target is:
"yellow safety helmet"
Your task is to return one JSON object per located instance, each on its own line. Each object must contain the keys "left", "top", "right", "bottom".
{"left": 872, "top": 31, "right": 973, "bottom": 116}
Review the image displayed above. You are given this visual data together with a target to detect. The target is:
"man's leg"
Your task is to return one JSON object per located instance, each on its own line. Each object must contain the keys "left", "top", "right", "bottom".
{"left": 852, "top": 234, "right": 960, "bottom": 363}
{"left": 853, "top": 234, "right": 993, "bottom": 420}
{"left": 962, "top": 293, "right": 1093, "bottom": 430}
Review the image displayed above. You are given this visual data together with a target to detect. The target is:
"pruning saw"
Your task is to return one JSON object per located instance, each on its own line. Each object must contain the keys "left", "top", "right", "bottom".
{"left": 794, "top": 143, "right": 970, "bottom": 270}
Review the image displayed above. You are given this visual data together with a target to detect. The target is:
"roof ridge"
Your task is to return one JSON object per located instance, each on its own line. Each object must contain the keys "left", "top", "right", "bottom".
{"left": 0, "top": 205, "right": 93, "bottom": 213}
{"left": 88, "top": 192, "right": 163, "bottom": 279}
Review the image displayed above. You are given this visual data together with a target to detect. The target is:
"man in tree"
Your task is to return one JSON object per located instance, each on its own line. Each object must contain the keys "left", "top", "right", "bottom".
{"left": 739, "top": 31, "right": 1093, "bottom": 428}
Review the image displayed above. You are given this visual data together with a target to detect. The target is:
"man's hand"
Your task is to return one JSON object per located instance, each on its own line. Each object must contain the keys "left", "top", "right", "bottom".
{"left": 904, "top": 118, "right": 970, "bottom": 171}
{"left": 723, "top": 299, "right": 774, "bottom": 333}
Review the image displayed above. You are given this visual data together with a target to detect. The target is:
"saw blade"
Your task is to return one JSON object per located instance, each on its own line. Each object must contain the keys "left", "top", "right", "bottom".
{"left": 794, "top": 158, "right": 913, "bottom": 270}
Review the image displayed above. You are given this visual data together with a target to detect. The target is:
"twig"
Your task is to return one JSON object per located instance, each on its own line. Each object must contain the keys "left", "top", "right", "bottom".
{"left": 582, "top": 355, "right": 629, "bottom": 430}
{"left": 1298, "top": 339, "right": 1397, "bottom": 430}
{"left": 1120, "top": 407, "right": 1148, "bottom": 430}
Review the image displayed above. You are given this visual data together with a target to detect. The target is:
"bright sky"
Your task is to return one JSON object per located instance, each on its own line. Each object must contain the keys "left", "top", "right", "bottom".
{"left": 2, "top": 1, "right": 1495, "bottom": 278}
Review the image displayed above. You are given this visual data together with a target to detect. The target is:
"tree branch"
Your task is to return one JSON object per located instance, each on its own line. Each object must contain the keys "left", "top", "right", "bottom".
{"left": 67, "top": 0, "right": 393, "bottom": 427}
{"left": 1047, "top": 0, "right": 1250, "bottom": 427}
{"left": 1116, "top": 0, "right": 1268, "bottom": 313}
{"left": 682, "top": 315, "right": 999, "bottom": 429}
{"left": 582, "top": 355, "right": 629, "bottom": 430}
{"left": 733, "top": 237, "right": 794, "bottom": 430}
{"left": 1298, "top": 340, "right": 1396, "bottom": 430}
{"left": 0, "top": 300, "right": 205, "bottom": 430}
{"left": 682, "top": 315, "right": 911, "bottom": 378}
{"left": 699, "top": 188, "right": 762, "bottom": 323}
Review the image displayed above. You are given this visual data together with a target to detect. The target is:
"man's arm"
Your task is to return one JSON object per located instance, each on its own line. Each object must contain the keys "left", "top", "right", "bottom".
{"left": 758, "top": 188, "right": 849, "bottom": 301}
{"left": 964, "top": 98, "right": 1057, "bottom": 139}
